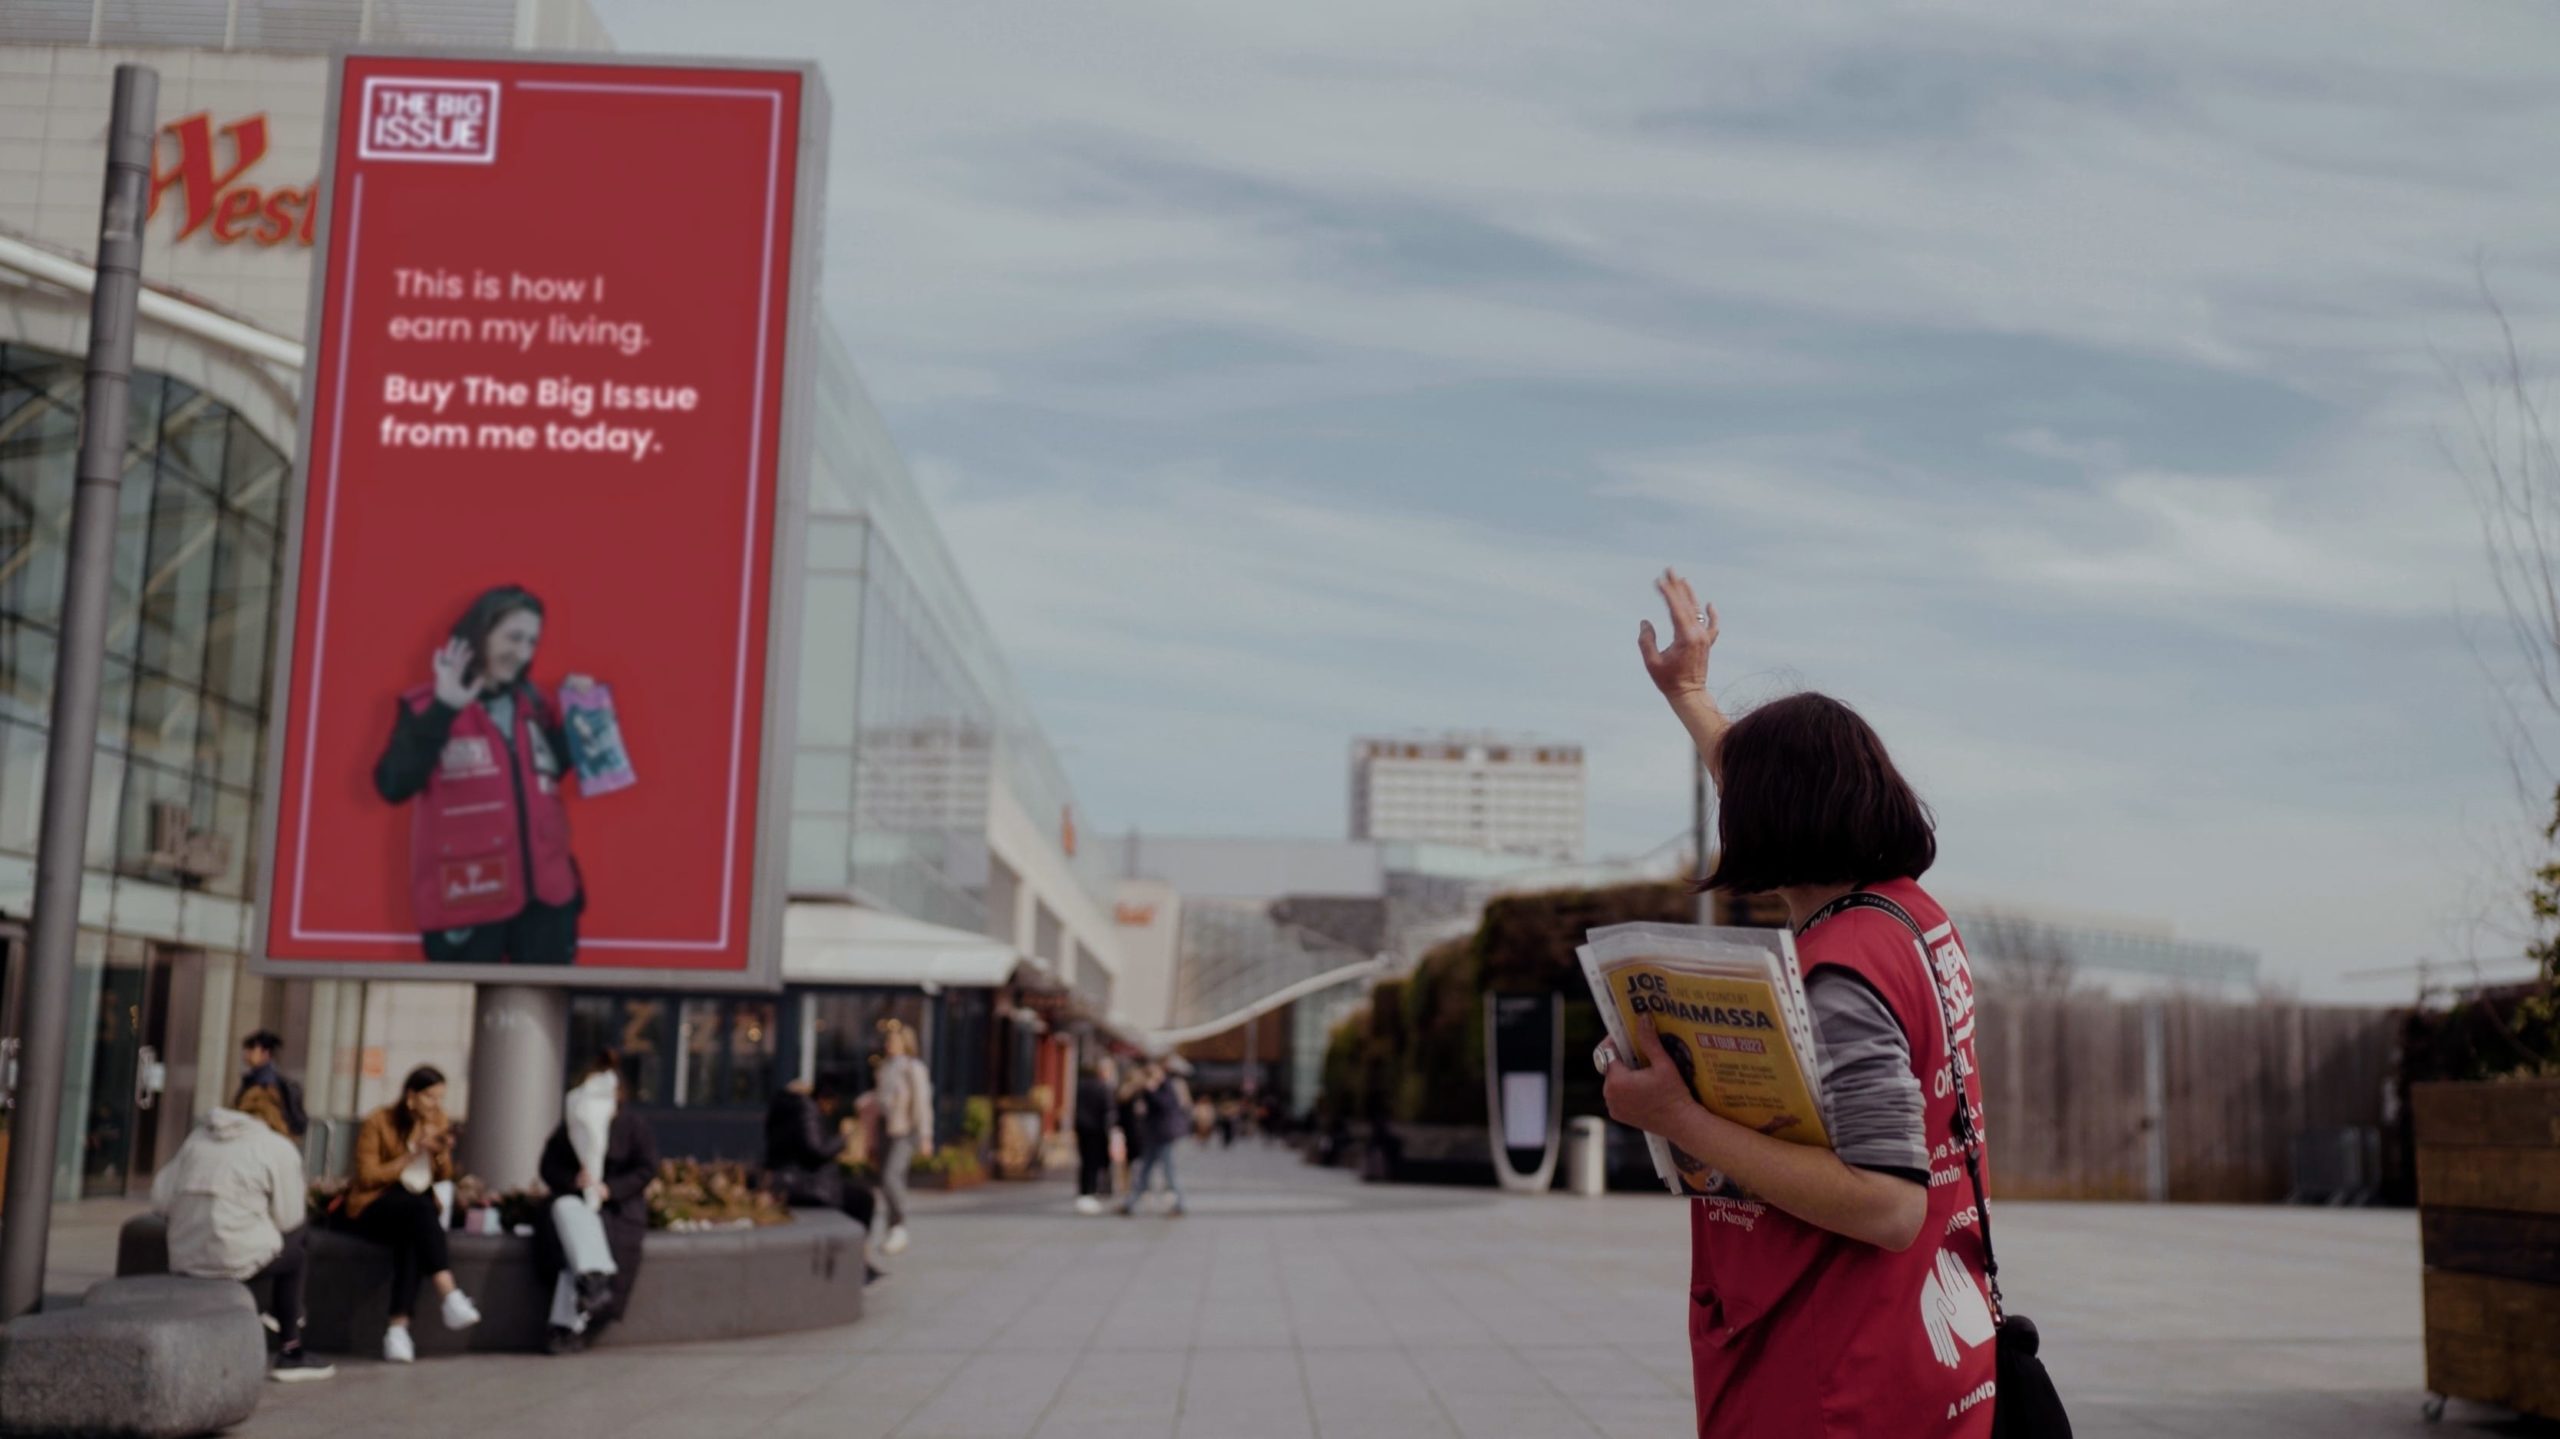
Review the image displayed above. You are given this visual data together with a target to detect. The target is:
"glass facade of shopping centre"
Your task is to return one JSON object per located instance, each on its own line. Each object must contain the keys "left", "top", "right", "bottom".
{"left": 791, "top": 328, "right": 1113, "bottom": 933}
{"left": 0, "top": 342, "right": 292, "bottom": 1195}
{"left": 0, "top": 343, "right": 286, "bottom": 900}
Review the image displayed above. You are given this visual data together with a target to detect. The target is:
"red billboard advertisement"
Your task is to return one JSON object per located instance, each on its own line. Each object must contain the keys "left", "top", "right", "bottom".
{"left": 254, "top": 55, "right": 825, "bottom": 987}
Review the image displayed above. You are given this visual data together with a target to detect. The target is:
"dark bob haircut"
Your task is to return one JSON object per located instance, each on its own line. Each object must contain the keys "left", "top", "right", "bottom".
{"left": 1699, "top": 692, "right": 1935, "bottom": 895}
{"left": 448, "top": 584, "right": 546, "bottom": 684}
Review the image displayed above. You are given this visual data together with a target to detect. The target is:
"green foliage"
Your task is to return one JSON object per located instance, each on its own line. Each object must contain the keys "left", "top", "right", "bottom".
{"left": 1319, "top": 1013, "right": 1369, "bottom": 1121}
{"left": 961, "top": 1096, "right": 995, "bottom": 1144}
{"left": 2515, "top": 787, "right": 2560, "bottom": 1074}
{"left": 912, "top": 1145, "right": 985, "bottom": 1182}
{"left": 1313, "top": 880, "right": 1715, "bottom": 1128}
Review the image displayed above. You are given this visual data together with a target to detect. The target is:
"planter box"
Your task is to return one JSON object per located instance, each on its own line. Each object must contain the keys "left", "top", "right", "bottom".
{"left": 908, "top": 1167, "right": 985, "bottom": 1191}
{"left": 2415, "top": 1078, "right": 2560, "bottom": 1420}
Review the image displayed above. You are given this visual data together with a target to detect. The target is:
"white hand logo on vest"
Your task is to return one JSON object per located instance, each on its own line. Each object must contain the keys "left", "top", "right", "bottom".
{"left": 1918, "top": 1246, "right": 1997, "bottom": 1369}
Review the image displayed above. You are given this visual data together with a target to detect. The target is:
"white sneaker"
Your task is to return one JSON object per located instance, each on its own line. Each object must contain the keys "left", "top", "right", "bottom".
{"left": 382, "top": 1325, "right": 416, "bottom": 1364}
{"left": 440, "top": 1289, "right": 482, "bottom": 1331}
{"left": 1074, "top": 1196, "right": 1102, "bottom": 1216}
{"left": 882, "top": 1225, "right": 910, "bottom": 1256}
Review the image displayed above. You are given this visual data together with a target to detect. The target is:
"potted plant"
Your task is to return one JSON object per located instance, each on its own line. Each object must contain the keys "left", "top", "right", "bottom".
{"left": 907, "top": 1144, "right": 987, "bottom": 1192}
{"left": 649, "top": 1158, "right": 792, "bottom": 1231}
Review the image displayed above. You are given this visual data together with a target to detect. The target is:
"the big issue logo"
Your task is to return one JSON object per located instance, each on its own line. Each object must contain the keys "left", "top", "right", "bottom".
{"left": 151, "top": 112, "right": 316, "bottom": 248}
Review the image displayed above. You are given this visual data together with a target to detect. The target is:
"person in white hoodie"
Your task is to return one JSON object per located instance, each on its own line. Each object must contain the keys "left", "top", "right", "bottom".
{"left": 152, "top": 1104, "right": 335, "bottom": 1382}
{"left": 545, "top": 1055, "right": 622, "bottom": 1348}
{"left": 536, "top": 1052, "right": 659, "bottom": 1354}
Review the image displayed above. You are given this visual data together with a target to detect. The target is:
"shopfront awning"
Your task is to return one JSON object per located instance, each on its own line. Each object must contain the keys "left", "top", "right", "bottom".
{"left": 784, "top": 902, "right": 1029, "bottom": 989}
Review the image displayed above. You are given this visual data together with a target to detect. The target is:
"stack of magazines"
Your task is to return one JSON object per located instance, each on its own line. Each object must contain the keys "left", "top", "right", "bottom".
{"left": 1577, "top": 922, "right": 1831, "bottom": 1194}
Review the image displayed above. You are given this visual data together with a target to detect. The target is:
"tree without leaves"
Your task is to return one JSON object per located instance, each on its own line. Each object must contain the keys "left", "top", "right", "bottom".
{"left": 1962, "top": 910, "right": 2077, "bottom": 998}
{"left": 2444, "top": 278, "right": 2560, "bottom": 1071}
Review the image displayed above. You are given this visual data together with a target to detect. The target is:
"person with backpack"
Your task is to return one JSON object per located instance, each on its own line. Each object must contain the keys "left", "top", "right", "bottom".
{"left": 236, "top": 1030, "right": 308, "bottom": 1139}
{"left": 1598, "top": 569, "right": 2014, "bottom": 1438}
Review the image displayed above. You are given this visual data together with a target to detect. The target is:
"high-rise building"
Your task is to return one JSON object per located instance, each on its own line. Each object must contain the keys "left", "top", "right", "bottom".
{"left": 1350, "top": 733, "right": 1584, "bottom": 862}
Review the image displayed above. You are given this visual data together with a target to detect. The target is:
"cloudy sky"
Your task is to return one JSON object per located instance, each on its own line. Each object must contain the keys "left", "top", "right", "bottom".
{"left": 597, "top": 0, "right": 2560, "bottom": 997}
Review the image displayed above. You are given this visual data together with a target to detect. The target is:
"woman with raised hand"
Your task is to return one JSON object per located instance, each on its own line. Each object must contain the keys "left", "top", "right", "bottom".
{"left": 1603, "top": 570, "right": 2001, "bottom": 1438}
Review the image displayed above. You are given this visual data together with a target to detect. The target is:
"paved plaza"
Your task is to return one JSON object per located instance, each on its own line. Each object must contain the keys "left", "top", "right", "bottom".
{"left": 40, "top": 1141, "right": 2502, "bottom": 1438}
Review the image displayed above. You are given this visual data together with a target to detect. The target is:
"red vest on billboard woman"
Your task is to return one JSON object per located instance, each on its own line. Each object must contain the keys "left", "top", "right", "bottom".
{"left": 401, "top": 684, "right": 579, "bottom": 932}
{"left": 1686, "top": 877, "right": 1998, "bottom": 1438}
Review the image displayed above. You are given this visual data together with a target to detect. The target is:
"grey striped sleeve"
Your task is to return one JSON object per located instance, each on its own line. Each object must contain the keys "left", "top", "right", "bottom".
{"left": 1806, "top": 968, "right": 1929, "bottom": 1183}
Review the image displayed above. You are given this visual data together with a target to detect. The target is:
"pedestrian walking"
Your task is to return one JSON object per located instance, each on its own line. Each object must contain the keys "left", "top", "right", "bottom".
{"left": 342, "top": 1066, "right": 481, "bottom": 1362}
{"left": 152, "top": 1104, "right": 333, "bottom": 1381}
{"left": 535, "top": 1057, "right": 657, "bottom": 1353}
{"left": 234, "top": 1029, "right": 308, "bottom": 1139}
{"left": 765, "top": 1079, "right": 886, "bottom": 1280}
{"left": 1115, "top": 1061, "right": 1151, "bottom": 1196}
{"left": 1073, "top": 1056, "right": 1117, "bottom": 1214}
{"left": 869, "top": 1019, "right": 932, "bottom": 1257}
{"left": 1120, "top": 1062, "right": 1192, "bottom": 1217}
{"left": 1600, "top": 569, "right": 2010, "bottom": 1438}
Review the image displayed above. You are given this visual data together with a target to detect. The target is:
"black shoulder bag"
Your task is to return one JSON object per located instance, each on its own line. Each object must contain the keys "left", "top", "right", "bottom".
{"left": 1804, "top": 891, "right": 2073, "bottom": 1439}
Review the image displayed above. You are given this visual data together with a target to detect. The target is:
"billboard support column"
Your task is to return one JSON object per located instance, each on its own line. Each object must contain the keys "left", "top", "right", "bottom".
{"left": 459, "top": 985, "right": 569, "bottom": 1193}
{"left": 0, "top": 64, "right": 157, "bottom": 1322}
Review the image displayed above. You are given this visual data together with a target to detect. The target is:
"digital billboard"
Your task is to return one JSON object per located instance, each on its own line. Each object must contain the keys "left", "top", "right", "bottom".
{"left": 254, "top": 54, "right": 825, "bottom": 987}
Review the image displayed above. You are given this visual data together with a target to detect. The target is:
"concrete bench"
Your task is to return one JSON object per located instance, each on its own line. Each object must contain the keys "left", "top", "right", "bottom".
{"left": 0, "top": 1275, "right": 265, "bottom": 1438}
{"left": 117, "top": 1210, "right": 864, "bottom": 1356}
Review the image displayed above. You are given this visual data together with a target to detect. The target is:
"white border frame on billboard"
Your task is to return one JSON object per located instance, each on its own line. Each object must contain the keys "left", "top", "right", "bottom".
{"left": 249, "top": 49, "right": 825, "bottom": 992}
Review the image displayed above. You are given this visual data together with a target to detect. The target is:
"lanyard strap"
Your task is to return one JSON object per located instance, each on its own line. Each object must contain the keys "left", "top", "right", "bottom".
{"left": 1800, "top": 889, "right": 2006, "bottom": 1323}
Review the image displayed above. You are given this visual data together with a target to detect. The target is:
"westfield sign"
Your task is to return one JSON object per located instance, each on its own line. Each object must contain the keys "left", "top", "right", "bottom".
{"left": 150, "top": 112, "right": 317, "bottom": 248}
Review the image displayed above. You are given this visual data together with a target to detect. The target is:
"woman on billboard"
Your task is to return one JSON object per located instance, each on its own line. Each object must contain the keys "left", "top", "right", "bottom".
{"left": 372, "top": 584, "right": 593, "bottom": 965}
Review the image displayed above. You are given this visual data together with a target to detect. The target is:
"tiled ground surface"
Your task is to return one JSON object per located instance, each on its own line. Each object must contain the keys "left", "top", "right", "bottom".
{"left": 38, "top": 1141, "right": 2516, "bottom": 1438}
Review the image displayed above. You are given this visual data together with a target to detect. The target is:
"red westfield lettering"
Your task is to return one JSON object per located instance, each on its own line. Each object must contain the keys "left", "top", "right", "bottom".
{"left": 149, "top": 113, "right": 317, "bottom": 248}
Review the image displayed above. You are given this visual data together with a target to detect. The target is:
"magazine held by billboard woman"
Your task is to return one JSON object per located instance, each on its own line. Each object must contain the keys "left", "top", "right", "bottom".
{"left": 1577, "top": 922, "right": 1831, "bottom": 1194}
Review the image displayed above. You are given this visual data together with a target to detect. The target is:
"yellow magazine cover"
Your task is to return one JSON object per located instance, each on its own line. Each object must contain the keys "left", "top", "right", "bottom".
{"left": 1597, "top": 962, "right": 1832, "bottom": 1194}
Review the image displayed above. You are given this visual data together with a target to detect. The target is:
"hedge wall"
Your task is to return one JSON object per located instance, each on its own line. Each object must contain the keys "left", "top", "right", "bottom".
{"left": 1316, "top": 880, "right": 1787, "bottom": 1128}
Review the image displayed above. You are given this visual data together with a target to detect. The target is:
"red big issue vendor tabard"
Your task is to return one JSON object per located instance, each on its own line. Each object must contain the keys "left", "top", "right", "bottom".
{"left": 1685, "top": 878, "right": 2000, "bottom": 1438}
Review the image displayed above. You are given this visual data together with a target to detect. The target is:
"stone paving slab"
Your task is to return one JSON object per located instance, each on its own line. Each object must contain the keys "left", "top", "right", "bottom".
{"left": 37, "top": 1140, "right": 2524, "bottom": 1438}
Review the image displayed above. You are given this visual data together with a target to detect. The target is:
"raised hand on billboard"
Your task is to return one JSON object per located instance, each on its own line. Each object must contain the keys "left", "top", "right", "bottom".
{"left": 432, "top": 637, "right": 479, "bottom": 710}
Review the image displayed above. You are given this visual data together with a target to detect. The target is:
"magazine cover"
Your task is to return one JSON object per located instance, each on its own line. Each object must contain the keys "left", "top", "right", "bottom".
{"left": 1579, "top": 923, "right": 1830, "bottom": 1194}
{"left": 563, "top": 682, "right": 638, "bottom": 796}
